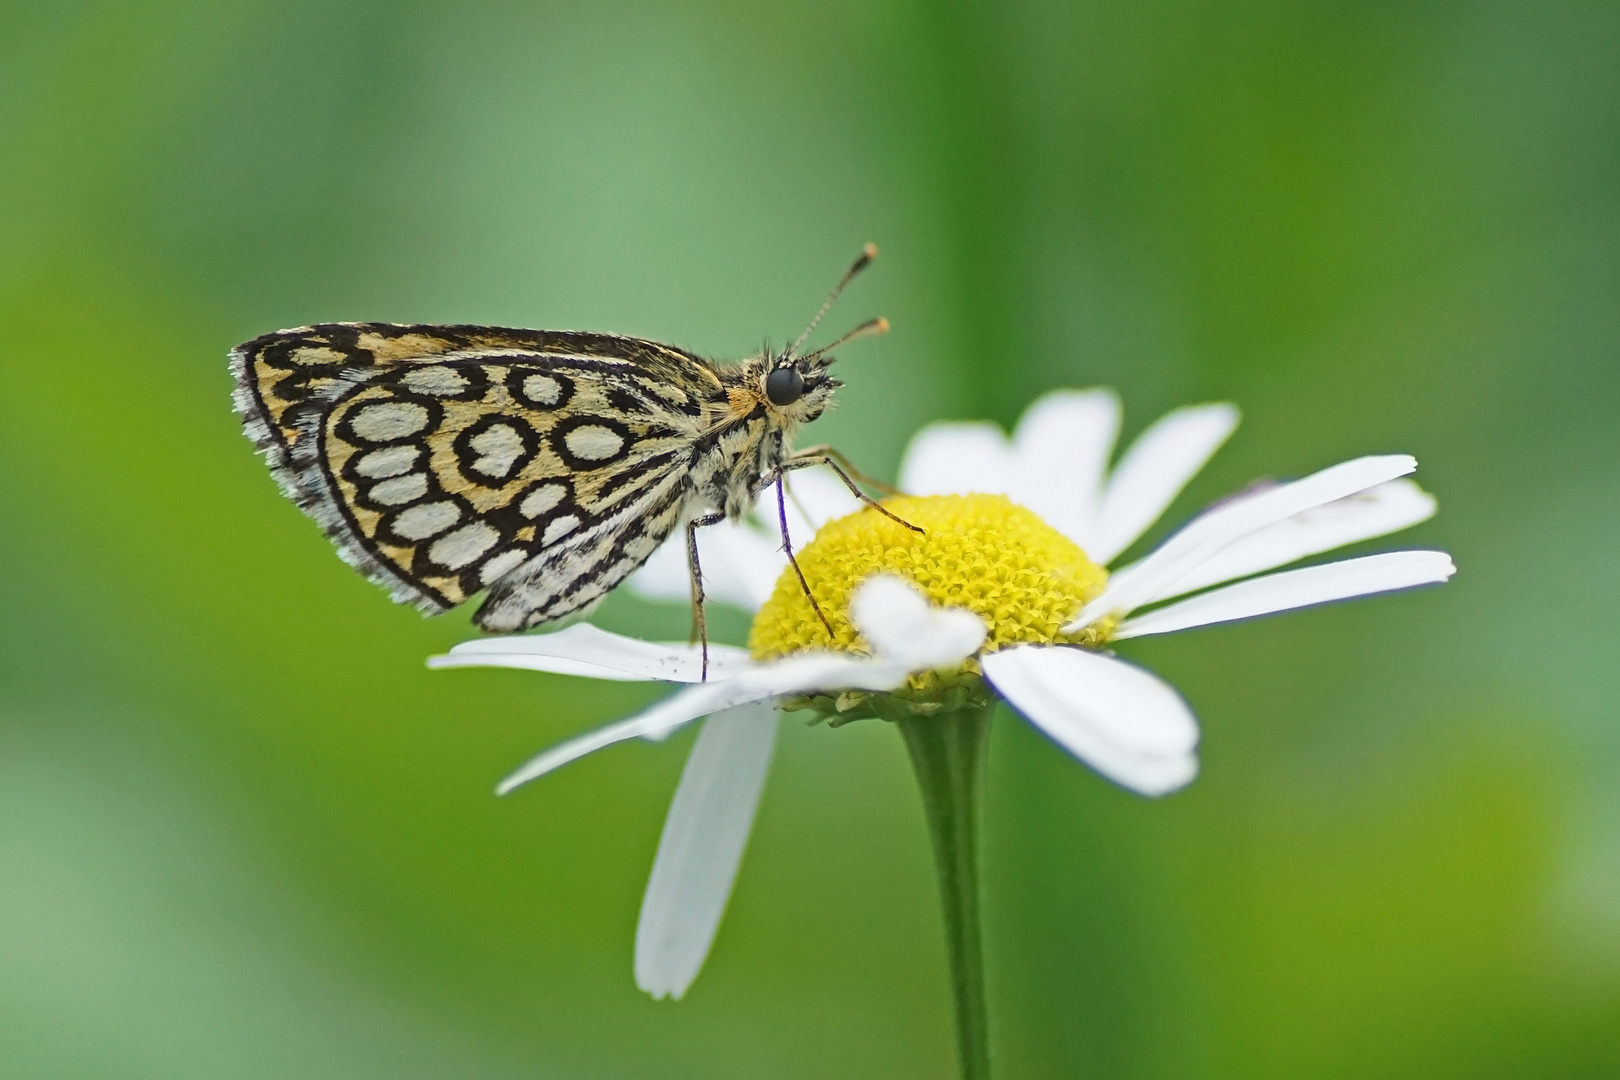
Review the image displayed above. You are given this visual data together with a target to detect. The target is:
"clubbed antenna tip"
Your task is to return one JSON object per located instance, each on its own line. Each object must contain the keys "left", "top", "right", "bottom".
{"left": 790, "top": 243, "right": 881, "bottom": 357}
{"left": 803, "top": 315, "right": 889, "bottom": 361}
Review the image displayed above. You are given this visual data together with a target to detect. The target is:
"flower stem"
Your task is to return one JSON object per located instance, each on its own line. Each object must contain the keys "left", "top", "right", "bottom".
{"left": 895, "top": 703, "right": 994, "bottom": 1080}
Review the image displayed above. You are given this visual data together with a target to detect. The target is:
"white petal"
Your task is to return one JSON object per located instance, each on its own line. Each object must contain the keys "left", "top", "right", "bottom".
{"left": 897, "top": 422, "right": 1017, "bottom": 496}
{"left": 1069, "top": 454, "right": 1418, "bottom": 629}
{"left": 779, "top": 468, "right": 862, "bottom": 540}
{"left": 982, "top": 646, "right": 1199, "bottom": 797}
{"left": 1146, "top": 479, "right": 1437, "bottom": 600}
{"left": 496, "top": 711, "right": 683, "bottom": 795}
{"left": 1113, "top": 550, "right": 1456, "bottom": 639}
{"left": 636, "top": 703, "right": 777, "bottom": 1001}
{"left": 495, "top": 652, "right": 911, "bottom": 794}
{"left": 1085, "top": 403, "right": 1239, "bottom": 565}
{"left": 430, "top": 623, "right": 752, "bottom": 682}
{"left": 1008, "top": 389, "right": 1121, "bottom": 546}
{"left": 704, "top": 523, "right": 791, "bottom": 610}
{"left": 627, "top": 521, "right": 784, "bottom": 612}
{"left": 849, "top": 574, "right": 987, "bottom": 668}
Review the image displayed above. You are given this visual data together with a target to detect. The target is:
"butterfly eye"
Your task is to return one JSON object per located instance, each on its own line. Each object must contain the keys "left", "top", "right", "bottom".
{"left": 765, "top": 366, "right": 805, "bottom": 407}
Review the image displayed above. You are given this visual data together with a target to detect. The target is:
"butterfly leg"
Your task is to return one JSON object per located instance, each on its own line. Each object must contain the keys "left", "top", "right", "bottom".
{"left": 779, "top": 454, "right": 925, "bottom": 535}
{"left": 771, "top": 475, "right": 837, "bottom": 642}
{"left": 787, "top": 444, "right": 905, "bottom": 496}
{"left": 685, "top": 511, "right": 727, "bottom": 681}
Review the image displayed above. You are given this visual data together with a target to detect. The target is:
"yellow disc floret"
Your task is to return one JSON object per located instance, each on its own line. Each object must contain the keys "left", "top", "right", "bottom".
{"left": 749, "top": 494, "right": 1111, "bottom": 664}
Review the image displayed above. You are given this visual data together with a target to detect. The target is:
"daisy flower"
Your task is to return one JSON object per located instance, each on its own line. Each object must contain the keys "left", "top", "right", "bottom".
{"left": 430, "top": 388, "right": 1453, "bottom": 1046}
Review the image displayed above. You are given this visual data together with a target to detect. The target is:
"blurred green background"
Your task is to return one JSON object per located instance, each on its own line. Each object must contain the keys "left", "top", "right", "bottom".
{"left": 2, "top": 1, "right": 1617, "bottom": 1076}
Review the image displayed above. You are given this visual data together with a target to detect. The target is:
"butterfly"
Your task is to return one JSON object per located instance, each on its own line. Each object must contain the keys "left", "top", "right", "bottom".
{"left": 229, "top": 245, "right": 908, "bottom": 664}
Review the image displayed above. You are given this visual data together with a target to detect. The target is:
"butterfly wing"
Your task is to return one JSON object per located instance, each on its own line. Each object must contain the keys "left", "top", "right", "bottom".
{"left": 230, "top": 322, "right": 721, "bottom": 628}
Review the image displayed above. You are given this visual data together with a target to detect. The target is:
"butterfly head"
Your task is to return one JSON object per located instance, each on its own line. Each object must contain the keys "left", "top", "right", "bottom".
{"left": 761, "top": 349, "right": 841, "bottom": 423}
{"left": 756, "top": 244, "right": 887, "bottom": 425}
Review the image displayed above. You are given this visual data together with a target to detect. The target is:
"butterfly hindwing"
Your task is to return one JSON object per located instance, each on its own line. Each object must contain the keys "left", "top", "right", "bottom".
{"left": 230, "top": 322, "right": 724, "bottom": 624}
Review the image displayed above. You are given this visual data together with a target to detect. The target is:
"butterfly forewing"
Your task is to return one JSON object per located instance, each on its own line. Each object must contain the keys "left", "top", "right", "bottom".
{"left": 231, "top": 322, "right": 722, "bottom": 629}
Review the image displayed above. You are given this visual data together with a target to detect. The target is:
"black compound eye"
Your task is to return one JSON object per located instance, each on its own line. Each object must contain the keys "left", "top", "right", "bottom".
{"left": 764, "top": 366, "right": 805, "bottom": 407}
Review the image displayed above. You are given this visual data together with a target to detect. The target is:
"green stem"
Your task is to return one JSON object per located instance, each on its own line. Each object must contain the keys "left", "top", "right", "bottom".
{"left": 894, "top": 703, "right": 995, "bottom": 1080}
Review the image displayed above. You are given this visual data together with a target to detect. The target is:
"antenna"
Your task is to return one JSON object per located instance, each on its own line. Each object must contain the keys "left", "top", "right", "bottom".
{"left": 788, "top": 243, "right": 878, "bottom": 357}
{"left": 802, "top": 316, "right": 889, "bottom": 361}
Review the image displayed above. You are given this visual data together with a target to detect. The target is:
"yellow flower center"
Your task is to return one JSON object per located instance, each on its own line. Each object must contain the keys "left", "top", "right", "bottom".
{"left": 749, "top": 494, "right": 1112, "bottom": 665}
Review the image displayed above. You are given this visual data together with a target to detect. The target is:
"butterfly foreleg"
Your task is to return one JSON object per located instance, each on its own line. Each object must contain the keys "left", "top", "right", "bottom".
{"left": 786, "top": 444, "right": 904, "bottom": 496}
{"left": 776, "top": 454, "right": 925, "bottom": 535}
{"left": 766, "top": 475, "right": 836, "bottom": 643}
{"left": 685, "top": 511, "right": 727, "bottom": 681}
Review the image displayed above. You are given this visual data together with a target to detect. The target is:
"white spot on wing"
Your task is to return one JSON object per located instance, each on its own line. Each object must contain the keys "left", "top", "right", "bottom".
{"left": 469, "top": 423, "right": 526, "bottom": 477}
{"left": 350, "top": 401, "right": 430, "bottom": 442}
{"left": 564, "top": 424, "right": 625, "bottom": 462}
{"left": 402, "top": 366, "right": 470, "bottom": 396}
{"left": 355, "top": 445, "right": 420, "bottom": 478}
{"left": 429, "top": 522, "right": 500, "bottom": 569}
{"left": 479, "top": 548, "right": 527, "bottom": 584}
{"left": 392, "top": 500, "right": 462, "bottom": 540}
{"left": 369, "top": 473, "right": 428, "bottom": 506}
{"left": 522, "top": 374, "right": 561, "bottom": 405}
{"left": 542, "top": 515, "right": 581, "bottom": 545}
{"left": 520, "top": 483, "right": 567, "bottom": 518}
